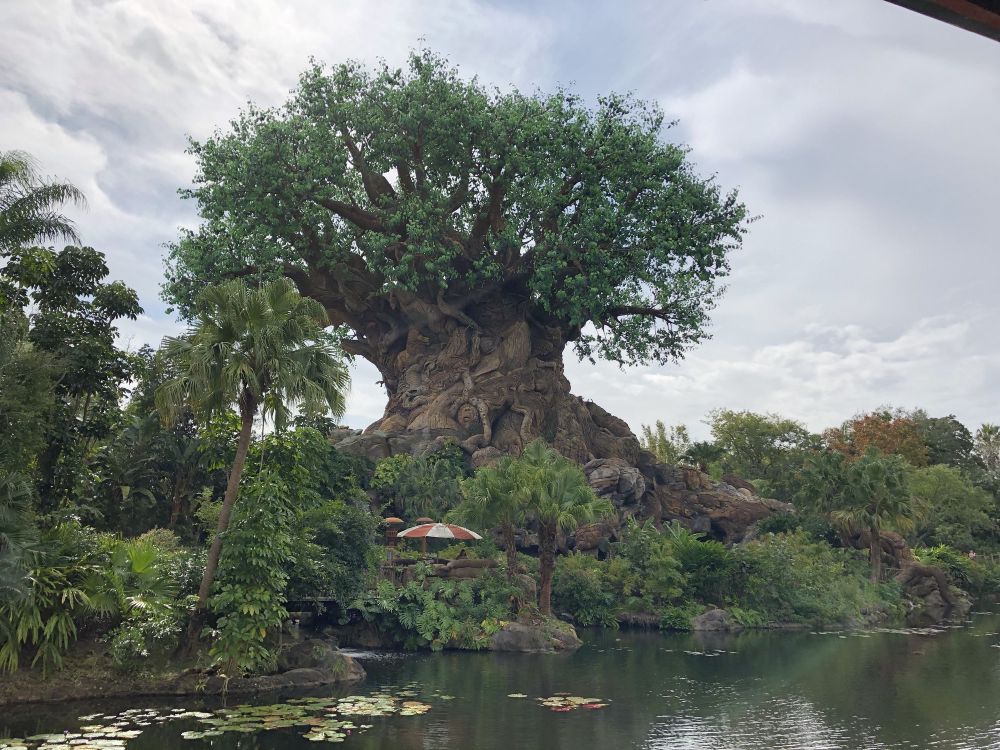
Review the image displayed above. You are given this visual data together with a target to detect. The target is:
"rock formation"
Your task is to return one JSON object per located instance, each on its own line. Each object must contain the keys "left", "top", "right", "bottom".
{"left": 331, "top": 404, "right": 791, "bottom": 546}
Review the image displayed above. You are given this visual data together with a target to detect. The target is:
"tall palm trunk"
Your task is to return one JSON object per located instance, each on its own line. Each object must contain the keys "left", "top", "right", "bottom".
{"left": 538, "top": 526, "right": 555, "bottom": 616}
{"left": 502, "top": 524, "right": 518, "bottom": 585}
{"left": 167, "top": 483, "right": 184, "bottom": 529}
{"left": 869, "top": 530, "right": 882, "bottom": 583}
{"left": 182, "top": 398, "right": 256, "bottom": 656}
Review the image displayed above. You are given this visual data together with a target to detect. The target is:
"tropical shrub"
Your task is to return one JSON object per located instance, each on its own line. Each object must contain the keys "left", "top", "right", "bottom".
{"left": 0, "top": 524, "right": 180, "bottom": 673}
{"left": 106, "top": 607, "right": 184, "bottom": 668}
{"left": 911, "top": 545, "right": 1000, "bottom": 594}
{"left": 552, "top": 553, "right": 617, "bottom": 627}
{"left": 285, "top": 499, "right": 380, "bottom": 610}
{"left": 353, "top": 568, "right": 518, "bottom": 650}
{"left": 209, "top": 471, "right": 294, "bottom": 674}
{"left": 731, "top": 531, "right": 899, "bottom": 625}
{"left": 658, "top": 601, "right": 704, "bottom": 630}
{"left": 373, "top": 444, "right": 466, "bottom": 521}
{"left": 664, "top": 522, "right": 735, "bottom": 603}
{"left": 613, "top": 520, "right": 685, "bottom": 610}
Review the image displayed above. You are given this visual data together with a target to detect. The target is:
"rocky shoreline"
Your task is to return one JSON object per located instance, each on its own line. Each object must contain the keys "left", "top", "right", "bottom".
{"left": 0, "top": 620, "right": 583, "bottom": 707}
{"left": 0, "top": 639, "right": 365, "bottom": 708}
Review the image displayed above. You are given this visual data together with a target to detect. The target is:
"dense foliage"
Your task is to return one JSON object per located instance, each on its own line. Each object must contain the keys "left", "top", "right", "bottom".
{"left": 164, "top": 50, "right": 748, "bottom": 368}
{"left": 552, "top": 521, "right": 900, "bottom": 630}
{"left": 353, "top": 565, "right": 519, "bottom": 651}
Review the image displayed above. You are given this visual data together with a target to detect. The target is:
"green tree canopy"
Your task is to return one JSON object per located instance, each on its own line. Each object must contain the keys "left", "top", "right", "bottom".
{"left": 165, "top": 50, "right": 748, "bottom": 368}
{"left": 913, "top": 413, "right": 976, "bottom": 469}
{"left": 907, "top": 464, "right": 994, "bottom": 551}
{"left": 1, "top": 245, "right": 142, "bottom": 512}
{"left": 708, "top": 409, "right": 816, "bottom": 488}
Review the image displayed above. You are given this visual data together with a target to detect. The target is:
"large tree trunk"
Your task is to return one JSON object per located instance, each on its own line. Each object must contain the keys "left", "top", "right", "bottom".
{"left": 182, "top": 397, "right": 256, "bottom": 657}
{"left": 352, "top": 291, "right": 641, "bottom": 468}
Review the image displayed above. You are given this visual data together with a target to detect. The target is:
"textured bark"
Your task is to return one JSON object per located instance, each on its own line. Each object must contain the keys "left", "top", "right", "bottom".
{"left": 313, "top": 279, "right": 787, "bottom": 547}
{"left": 315, "top": 283, "right": 641, "bottom": 467}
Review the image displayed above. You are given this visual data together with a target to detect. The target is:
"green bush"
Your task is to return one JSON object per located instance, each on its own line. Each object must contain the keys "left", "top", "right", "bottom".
{"left": 353, "top": 568, "right": 518, "bottom": 650}
{"left": 659, "top": 601, "right": 703, "bottom": 630}
{"left": 0, "top": 524, "right": 181, "bottom": 674}
{"left": 552, "top": 553, "right": 617, "bottom": 627}
{"left": 210, "top": 472, "right": 294, "bottom": 674}
{"left": 664, "top": 522, "right": 735, "bottom": 603}
{"left": 106, "top": 607, "right": 184, "bottom": 668}
{"left": 755, "top": 513, "right": 799, "bottom": 535}
{"left": 731, "top": 531, "right": 899, "bottom": 625}
{"left": 286, "top": 499, "right": 380, "bottom": 609}
{"left": 912, "top": 545, "right": 997, "bottom": 594}
{"left": 613, "top": 520, "right": 684, "bottom": 608}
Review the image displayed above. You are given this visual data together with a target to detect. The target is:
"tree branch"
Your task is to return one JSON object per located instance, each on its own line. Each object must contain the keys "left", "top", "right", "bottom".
{"left": 603, "top": 305, "right": 678, "bottom": 323}
{"left": 315, "top": 197, "right": 386, "bottom": 233}
{"left": 340, "top": 129, "right": 396, "bottom": 206}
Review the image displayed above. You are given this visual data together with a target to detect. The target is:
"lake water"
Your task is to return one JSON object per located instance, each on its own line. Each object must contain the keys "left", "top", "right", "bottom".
{"left": 5, "top": 610, "right": 1000, "bottom": 750}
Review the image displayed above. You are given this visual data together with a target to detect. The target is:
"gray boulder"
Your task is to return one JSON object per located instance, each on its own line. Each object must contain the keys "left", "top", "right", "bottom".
{"left": 490, "top": 621, "right": 583, "bottom": 652}
{"left": 691, "top": 608, "right": 742, "bottom": 632}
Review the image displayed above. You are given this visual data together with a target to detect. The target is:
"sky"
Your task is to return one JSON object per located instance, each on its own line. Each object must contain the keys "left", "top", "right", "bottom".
{"left": 2, "top": 0, "right": 998, "bottom": 439}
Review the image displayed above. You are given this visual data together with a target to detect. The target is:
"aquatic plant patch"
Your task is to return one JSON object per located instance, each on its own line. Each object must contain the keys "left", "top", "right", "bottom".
{"left": 501, "top": 692, "right": 609, "bottom": 711}
{"left": 533, "top": 696, "right": 609, "bottom": 712}
{"left": 0, "top": 688, "right": 435, "bottom": 749}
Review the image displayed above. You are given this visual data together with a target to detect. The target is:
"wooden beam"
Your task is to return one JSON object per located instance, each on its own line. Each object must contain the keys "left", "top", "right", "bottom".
{"left": 885, "top": 0, "right": 1000, "bottom": 42}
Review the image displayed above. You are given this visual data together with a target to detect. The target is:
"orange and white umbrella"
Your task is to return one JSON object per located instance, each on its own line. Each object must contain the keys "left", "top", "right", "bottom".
{"left": 396, "top": 522, "right": 482, "bottom": 554}
{"left": 397, "top": 522, "right": 483, "bottom": 541}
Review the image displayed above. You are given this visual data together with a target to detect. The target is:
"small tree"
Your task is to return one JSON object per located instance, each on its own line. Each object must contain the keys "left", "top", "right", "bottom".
{"left": 450, "top": 455, "right": 529, "bottom": 585}
{"left": 156, "top": 277, "right": 349, "bottom": 654}
{"left": 975, "top": 423, "right": 1000, "bottom": 481}
{"left": 824, "top": 410, "right": 929, "bottom": 467}
{"left": 708, "top": 409, "right": 814, "bottom": 481}
{"left": 520, "top": 441, "right": 614, "bottom": 615}
{"left": 640, "top": 421, "right": 691, "bottom": 465}
{"left": 799, "top": 449, "right": 915, "bottom": 582}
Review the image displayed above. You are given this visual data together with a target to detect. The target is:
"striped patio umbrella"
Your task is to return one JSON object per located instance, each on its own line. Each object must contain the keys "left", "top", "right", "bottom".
{"left": 396, "top": 522, "right": 483, "bottom": 554}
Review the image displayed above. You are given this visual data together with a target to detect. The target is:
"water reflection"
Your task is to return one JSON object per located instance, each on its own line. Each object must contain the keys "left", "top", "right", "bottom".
{"left": 4, "top": 611, "right": 1000, "bottom": 750}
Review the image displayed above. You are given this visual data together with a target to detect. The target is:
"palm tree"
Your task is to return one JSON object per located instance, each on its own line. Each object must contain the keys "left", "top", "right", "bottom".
{"left": 520, "top": 441, "right": 614, "bottom": 616}
{"left": 800, "top": 448, "right": 915, "bottom": 582}
{"left": 156, "top": 277, "right": 349, "bottom": 653}
{"left": 683, "top": 441, "right": 724, "bottom": 473}
{"left": 450, "top": 455, "right": 530, "bottom": 585}
{"left": 0, "top": 150, "right": 84, "bottom": 252}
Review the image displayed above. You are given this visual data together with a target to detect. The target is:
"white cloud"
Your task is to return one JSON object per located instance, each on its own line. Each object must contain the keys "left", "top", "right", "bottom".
{"left": 2, "top": 0, "right": 999, "bottom": 441}
{"left": 567, "top": 316, "right": 999, "bottom": 440}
